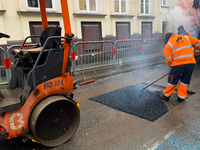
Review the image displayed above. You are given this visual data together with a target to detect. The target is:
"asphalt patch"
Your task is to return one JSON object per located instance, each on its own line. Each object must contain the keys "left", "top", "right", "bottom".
{"left": 90, "top": 82, "right": 196, "bottom": 122}
{"left": 89, "top": 83, "right": 168, "bottom": 121}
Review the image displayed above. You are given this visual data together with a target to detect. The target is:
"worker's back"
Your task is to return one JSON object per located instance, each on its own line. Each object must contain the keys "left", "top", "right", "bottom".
{"left": 164, "top": 34, "right": 196, "bottom": 66}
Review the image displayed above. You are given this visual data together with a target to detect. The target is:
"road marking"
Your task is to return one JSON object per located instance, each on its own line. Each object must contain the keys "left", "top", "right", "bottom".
{"left": 147, "top": 130, "right": 175, "bottom": 150}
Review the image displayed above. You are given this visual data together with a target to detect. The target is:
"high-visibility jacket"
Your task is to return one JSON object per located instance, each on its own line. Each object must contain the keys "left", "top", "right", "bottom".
{"left": 164, "top": 35, "right": 200, "bottom": 66}
{"left": 177, "top": 32, "right": 191, "bottom": 36}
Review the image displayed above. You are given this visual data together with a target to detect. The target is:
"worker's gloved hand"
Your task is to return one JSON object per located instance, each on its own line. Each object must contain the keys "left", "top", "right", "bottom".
{"left": 194, "top": 55, "right": 198, "bottom": 60}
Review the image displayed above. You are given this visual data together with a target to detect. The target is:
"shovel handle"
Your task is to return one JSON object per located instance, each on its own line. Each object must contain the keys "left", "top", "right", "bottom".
{"left": 140, "top": 72, "right": 169, "bottom": 92}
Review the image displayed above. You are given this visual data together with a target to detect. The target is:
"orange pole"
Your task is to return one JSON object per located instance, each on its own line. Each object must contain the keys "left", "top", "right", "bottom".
{"left": 60, "top": 0, "right": 72, "bottom": 35}
{"left": 60, "top": 0, "right": 72, "bottom": 74}
{"left": 39, "top": 0, "right": 48, "bottom": 29}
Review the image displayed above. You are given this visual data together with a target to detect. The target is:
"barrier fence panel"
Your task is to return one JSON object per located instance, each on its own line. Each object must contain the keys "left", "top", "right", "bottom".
{"left": 6, "top": 44, "right": 38, "bottom": 84}
{"left": 0, "top": 47, "right": 9, "bottom": 85}
{"left": 71, "top": 39, "right": 165, "bottom": 74}
{"left": 1, "top": 39, "right": 164, "bottom": 79}
{"left": 71, "top": 41, "right": 115, "bottom": 75}
{"left": 115, "top": 39, "right": 144, "bottom": 63}
{"left": 142, "top": 38, "right": 164, "bottom": 56}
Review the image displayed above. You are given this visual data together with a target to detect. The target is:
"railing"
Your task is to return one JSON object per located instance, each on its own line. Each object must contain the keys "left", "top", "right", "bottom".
{"left": 115, "top": 39, "right": 144, "bottom": 64}
{"left": 71, "top": 38, "right": 164, "bottom": 75}
{"left": 142, "top": 38, "right": 164, "bottom": 55}
{"left": 0, "top": 46, "right": 9, "bottom": 85}
{"left": 0, "top": 44, "right": 38, "bottom": 85}
{"left": 6, "top": 44, "right": 39, "bottom": 83}
{"left": 71, "top": 40, "right": 115, "bottom": 75}
{"left": 0, "top": 38, "right": 165, "bottom": 84}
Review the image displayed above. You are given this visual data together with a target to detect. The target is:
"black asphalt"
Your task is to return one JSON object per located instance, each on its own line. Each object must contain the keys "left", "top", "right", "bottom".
{"left": 90, "top": 83, "right": 168, "bottom": 122}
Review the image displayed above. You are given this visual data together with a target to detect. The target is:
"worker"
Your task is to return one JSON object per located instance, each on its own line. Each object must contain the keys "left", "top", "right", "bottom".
{"left": 161, "top": 32, "right": 200, "bottom": 102}
{"left": 177, "top": 25, "right": 191, "bottom": 36}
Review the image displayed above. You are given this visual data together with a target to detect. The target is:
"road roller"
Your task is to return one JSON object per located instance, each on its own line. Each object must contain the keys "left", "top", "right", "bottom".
{"left": 0, "top": 0, "right": 80, "bottom": 147}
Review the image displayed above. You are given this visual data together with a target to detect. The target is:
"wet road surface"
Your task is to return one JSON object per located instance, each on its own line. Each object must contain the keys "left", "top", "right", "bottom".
{"left": 1, "top": 63, "right": 200, "bottom": 150}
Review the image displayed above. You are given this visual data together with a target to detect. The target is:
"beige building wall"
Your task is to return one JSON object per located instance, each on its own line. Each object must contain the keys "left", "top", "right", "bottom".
{"left": 0, "top": 0, "right": 174, "bottom": 45}
{"left": 1, "top": 0, "right": 22, "bottom": 44}
{"left": 0, "top": 0, "right": 64, "bottom": 44}
{"left": 0, "top": 0, "right": 6, "bottom": 45}
{"left": 159, "top": 0, "right": 175, "bottom": 33}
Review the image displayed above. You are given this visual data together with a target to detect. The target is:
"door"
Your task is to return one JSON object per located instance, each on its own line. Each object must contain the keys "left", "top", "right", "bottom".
{"left": 162, "top": 21, "right": 167, "bottom": 37}
{"left": 81, "top": 22, "right": 102, "bottom": 41}
{"left": 142, "top": 22, "right": 152, "bottom": 39}
{"left": 116, "top": 22, "right": 130, "bottom": 40}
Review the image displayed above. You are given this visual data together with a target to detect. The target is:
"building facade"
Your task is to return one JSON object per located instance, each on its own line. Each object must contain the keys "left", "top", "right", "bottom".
{"left": 0, "top": 0, "right": 174, "bottom": 46}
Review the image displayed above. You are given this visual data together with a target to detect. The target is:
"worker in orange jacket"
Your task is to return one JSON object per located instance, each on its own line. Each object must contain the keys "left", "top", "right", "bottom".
{"left": 162, "top": 33, "right": 200, "bottom": 102}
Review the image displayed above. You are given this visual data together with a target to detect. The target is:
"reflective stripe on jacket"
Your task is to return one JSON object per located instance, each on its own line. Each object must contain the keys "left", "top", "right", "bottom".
{"left": 164, "top": 35, "right": 200, "bottom": 66}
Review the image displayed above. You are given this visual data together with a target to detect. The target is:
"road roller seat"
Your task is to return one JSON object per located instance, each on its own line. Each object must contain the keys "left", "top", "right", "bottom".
{"left": 13, "top": 26, "right": 62, "bottom": 54}
{"left": 9, "top": 26, "right": 62, "bottom": 89}
{"left": 12, "top": 26, "right": 62, "bottom": 67}
{"left": 40, "top": 26, "right": 62, "bottom": 49}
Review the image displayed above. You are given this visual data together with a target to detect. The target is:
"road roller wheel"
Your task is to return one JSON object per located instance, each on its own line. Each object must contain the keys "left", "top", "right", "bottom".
{"left": 29, "top": 95, "right": 80, "bottom": 147}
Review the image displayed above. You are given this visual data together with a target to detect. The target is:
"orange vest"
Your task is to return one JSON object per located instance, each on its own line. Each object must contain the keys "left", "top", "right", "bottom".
{"left": 164, "top": 35, "right": 200, "bottom": 66}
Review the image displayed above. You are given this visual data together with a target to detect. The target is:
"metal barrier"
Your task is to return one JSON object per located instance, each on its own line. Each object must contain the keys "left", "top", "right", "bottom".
{"left": 115, "top": 39, "right": 144, "bottom": 64}
{"left": 71, "top": 40, "right": 115, "bottom": 75}
{"left": 142, "top": 38, "right": 164, "bottom": 55}
{"left": 5, "top": 44, "right": 38, "bottom": 84}
{"left": 0, "top": 39, "right": 165, "bottom": 79}
{"left": 0, "top": 46, "right": 9, "bottom": 85}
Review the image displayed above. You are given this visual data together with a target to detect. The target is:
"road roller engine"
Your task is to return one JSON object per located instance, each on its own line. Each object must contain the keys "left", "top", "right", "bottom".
{"left": 0, "top": 0, "right": 80, "bottom": 147}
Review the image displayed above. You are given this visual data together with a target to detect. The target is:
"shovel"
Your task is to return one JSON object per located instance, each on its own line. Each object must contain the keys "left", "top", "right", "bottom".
{"left": 140, "top": 72, "right": 170, "bottom": 93}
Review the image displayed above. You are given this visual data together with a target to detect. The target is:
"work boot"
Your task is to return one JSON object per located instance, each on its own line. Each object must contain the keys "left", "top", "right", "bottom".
{"left": 177, "top": 96, "right": 185, "bottom": 103}
{"left": 160, "top": 94, "right": 170, "bottom": 101}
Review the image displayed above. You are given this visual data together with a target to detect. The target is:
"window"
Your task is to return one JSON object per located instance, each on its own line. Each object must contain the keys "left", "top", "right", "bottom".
{"left": 141, "top": 0, "right": 150, "bottom": 15}
{"left": 115, "top": 0, "right": 127, "bottom": 13}
{"left": 161, "top": 0, "right": 167, "bottom": 6}
{"left": 27, "top": 0, "right": 55, "bottom": 11}
{"left": 79, "top": 0, "right": 97, "bottom": 13}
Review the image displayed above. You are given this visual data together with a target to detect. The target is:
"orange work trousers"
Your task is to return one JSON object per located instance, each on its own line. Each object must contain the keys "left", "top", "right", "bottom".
{"left": 163, "top": 64, "right": 194, "bottom": 99}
